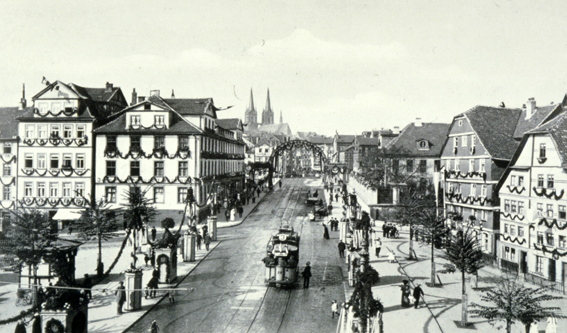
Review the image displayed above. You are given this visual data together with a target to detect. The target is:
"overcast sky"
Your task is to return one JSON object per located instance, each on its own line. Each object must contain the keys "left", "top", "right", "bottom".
{"left": 2, "top": 0, "right": 567, "bottom": 135}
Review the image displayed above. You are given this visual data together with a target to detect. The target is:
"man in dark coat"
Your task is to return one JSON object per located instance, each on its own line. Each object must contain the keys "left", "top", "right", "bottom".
{"left": 115, "top": 281, "right": 126, "bottom": 315}
{"left": 30, "top": 313, "right": 41, "bottom": 333}
{"left": 337, "top": 240, "right": 346, "bottom": 258}
{"left": 151, "top": 226, "right": 157, "bottom": 241}
{"left": 301, "top": 262, "right": 312, "bottom": 288}
{"left": 83, "top": 273, "right": 92, "bottom": 299}
{"left": 413, "top": 284, "right": 425, "bottom": 309}
{"left": 14, "top": 316, "right": 26, "bottom": 333}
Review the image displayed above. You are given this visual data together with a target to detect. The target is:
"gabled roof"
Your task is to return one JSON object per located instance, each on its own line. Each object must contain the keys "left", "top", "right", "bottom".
{"left": 463, "top": 106, "right": 522, "bottom": 160}
{"left": 526, "top": 111, "right": 567, "bottom": 166}
{"left": 93, "top": 110, "right": 201, "bottom": 135}
{"left": 0, "top": 107, "right": 25, "bottom": 139}
{"left": 216, "top": 118, "right": 242, "bottom": 131}
{"left": 69, "top": 83, "right": 120, "bottom": 103}
{"left": 387, "top": 122, "right": 450, "bottom": 157}
{"left": 307, "top": 136, "right": 334, "bottom": 145}
{"left": 257, "top": 123, "right": 292, "bottom": 136}
{"left": 335, "top": 135, "right": 356, "bottom": 144}
{"left": 513, "top": 103, "right": 563, "bottom": 139}
{"left": 153, "top": 96, "right": 217, "bottom": 117}
{"left": 356, "top": 136, "right": 380, "bottom": 146}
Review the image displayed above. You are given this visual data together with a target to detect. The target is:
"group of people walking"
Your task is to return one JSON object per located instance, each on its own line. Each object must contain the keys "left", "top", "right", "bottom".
{"left": 400, "top": 280, "right": 425, "bottom": 309}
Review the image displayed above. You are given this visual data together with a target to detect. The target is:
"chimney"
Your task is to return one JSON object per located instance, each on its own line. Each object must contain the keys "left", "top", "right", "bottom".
{"left": 526, "top": 97, "right": 536, "bottom": 119}
{"left": 19, "top": 83, "right": 26, "bottom": 110}
{"left": 131, "top": 88, "right": 137, "bottom": 106}
{"left": 393, "top": 126, "right": 400, "bottom": 135}
{"left": 150, "top": 90, "right": 160, "bottom": 97}
{"left": 105, "top": 82, "right": 113, "bottom": 93}
{"left": 415, "top": 117, "right": 422, "bottom": 127}
{"left": 171, "top": 89, "right": 175, "bottom": 98}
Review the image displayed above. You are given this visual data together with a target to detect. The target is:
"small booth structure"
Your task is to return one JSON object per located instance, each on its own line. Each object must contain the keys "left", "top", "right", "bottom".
{"left": 264, "top": 225, "right": 300, "bottom": 288}
{"left": 146, "top": 228, "right": 179, "bottom": 284}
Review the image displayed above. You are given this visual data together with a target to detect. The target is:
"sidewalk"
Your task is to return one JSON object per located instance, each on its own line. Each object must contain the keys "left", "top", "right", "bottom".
{"left": 0, "top": 179, "right": 278, "bottom": 333}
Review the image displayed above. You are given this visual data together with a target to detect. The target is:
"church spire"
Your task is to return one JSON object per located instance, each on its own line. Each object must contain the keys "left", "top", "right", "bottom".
{"left": 245, "top": 88, "right": 257, "bottom": 125}
{"left": 262, "top": 88, "right": 274, "bottom": 125}
{"left": 249, "top": 88, "right": 255, "bottom": 111}
{"left": 280, "top": 110, "right": 283, "bottom": 124}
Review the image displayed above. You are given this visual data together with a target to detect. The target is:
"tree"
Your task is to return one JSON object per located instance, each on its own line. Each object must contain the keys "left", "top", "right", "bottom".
{"left": 75, "top": 194, "right": 122, "bottom": 277}
{"left": 396, "top": 188, "right": 436, "bottom": 260}
{"left": 470, "top": 277, "right": 565, "bottom": 333}
{"left": 349, "top": 269, "right": 383, "bottom": 333}
{"left": 161, "top": 218, "right": 175, "bottom": 230}
{"left": 122, "top": 186, "right": 156, "bottom": 253}
{"left": 416, "top": 207, "right": 449, "bottom": 286}
{"left": 442, "top": 227, "right": 485, "bottom": 327}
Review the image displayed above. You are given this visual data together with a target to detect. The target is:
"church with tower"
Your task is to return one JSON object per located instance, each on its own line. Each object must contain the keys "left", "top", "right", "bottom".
{"left": 244, "top": 88, "right": 291, "bottom": 137}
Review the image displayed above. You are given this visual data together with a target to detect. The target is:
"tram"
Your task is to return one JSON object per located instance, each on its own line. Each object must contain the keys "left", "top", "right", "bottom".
{"left": 263, "top": 225, "right": 300, "bottom": 288}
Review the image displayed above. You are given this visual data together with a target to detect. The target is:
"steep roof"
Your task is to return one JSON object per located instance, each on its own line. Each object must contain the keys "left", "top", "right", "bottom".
{"left": 151, "top": 96, "right": 216, "bottom": 117}
{"left": 307, "top": 136, "right": 334, "bottom": 145}
{"left": 257, "top": 123, "right": 292, "bottom": 136}
{"left": 356, "top": 136, "right": 380, "bottom": 146}
{"left": 216, "top": 118, "right": 242, "bottom": 131}
{"left": 387, "top": 122, "right": 450, "bottom": 157}
{"left": 70, "top": 83, "right": 120, "bottom": 103}
{"left": 513, "top": 103, "right": 563, "bottom": 139}
{"left": 464, "top": 106, "right": 522, "bottom": 160}
{"left": 93, "top": 111, "right": 201, "bottom": 135}
{"left": 0, "top": 107, "right": 25, "bottom": 139}
{"left": 335, "top": 135, "right": 356, "bottom": 144}
{"left": 526, "top": 111, "right": 567, "bottom": 166}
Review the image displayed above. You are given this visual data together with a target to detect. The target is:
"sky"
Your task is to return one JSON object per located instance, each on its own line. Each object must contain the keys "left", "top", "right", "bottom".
{"left": 2, "top": 0, "right": 567, "bottom": 136}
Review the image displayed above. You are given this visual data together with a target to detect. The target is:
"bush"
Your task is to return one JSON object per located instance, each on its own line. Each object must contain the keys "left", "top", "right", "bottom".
{"left": 161, "top": 218, "right": 175, "bottom": 229}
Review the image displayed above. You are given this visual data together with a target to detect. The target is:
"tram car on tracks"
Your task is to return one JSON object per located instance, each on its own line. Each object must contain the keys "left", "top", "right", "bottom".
{"left": 263, "top": 225, "right": 300, "bottom": 288}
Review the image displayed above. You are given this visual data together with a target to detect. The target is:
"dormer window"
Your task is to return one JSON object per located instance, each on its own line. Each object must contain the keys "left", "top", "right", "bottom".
{"left": 131, "top": 136, "right": 141, "bottom": 149}
{"left": 417, "top": 140, "right": 429, "bottom": 150}
{"left": 154, "top": 136, "right": 165, "bottom": 149}
{"left": 179, "top": 135, "right": 189, "bottom": 149}
{"left": 144, "top": 103, "right": 151, "bottom": 110}
{"left": 155, "top": 115, "right": 165, "bottom": 126}
{"left": 539, "top": 143, "right": 546, "bottom": 158}
{"left": 50, "top": 125, "right": 60, "bottom": 137}
{"left": 131, "top": 115, "right": 141, "bottom": 126}
{"left": 458, "top": 119, "right": 463, "bottom": 126}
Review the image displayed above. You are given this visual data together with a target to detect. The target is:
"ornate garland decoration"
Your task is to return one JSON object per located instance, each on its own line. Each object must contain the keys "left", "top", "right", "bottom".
{"left": 444, "top": 192, "right": 493, "bottom": 206}
{"left": 0, "top": 201, "right": 15, "bottom": 209}
{"left": 102, "top": 175, "right": 193, "bottom": 185}
{"left": 103, "top": 146, "right": 191, "bottom": 160}
{"left": 0, "top": 177, "right": 15, "bottom": 186}
{"left": 532, "top": 187, "right": 564, "bottom": 200}
{"left": 500, "top": 212, "right": 525, "bottom": 221}
{"left": 129, "top": 124, "right": 168, "bottom": 130}
{"left": 500, "top": 234, "right": 526, "bottom": 245}
{"left": 19, "top": 196, "right": 87, "bottom": 208}
{"left": 533, "top": 243, "right": 567, "bottom": 259}
{"left": 33, "top": 107, "right": 79, "bottom": 117}
{"left": 268, "top": 139, "right": 327, "bottom": 165}
{"left": 0, "top": 154, "right": 16, "bottom": 163}
{"left": 537, "top": 217, "right": 567, "bottom": 230}
{"left": 20, "top": 168, "right": 90, "bottom": 177}
{"left": 506, "top": 185, "right": 526, "bottom": 194}
{"left": 22, "top": 136, "right": 87, "bottom": 147}
{"left": 445, "top": 169, "right": 487, "bottom": 181}
{"left": 45, "top": 318, "right": 65, "bottom": 333}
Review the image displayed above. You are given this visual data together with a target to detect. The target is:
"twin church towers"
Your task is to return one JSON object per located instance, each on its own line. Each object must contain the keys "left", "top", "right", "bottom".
{"left": 244, "top": 89, "right": 282, "bottom": 127}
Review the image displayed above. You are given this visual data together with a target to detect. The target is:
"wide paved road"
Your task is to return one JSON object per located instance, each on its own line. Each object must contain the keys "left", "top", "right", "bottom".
{"left": 127, "top": 177, "right": 347, "bottom": 333}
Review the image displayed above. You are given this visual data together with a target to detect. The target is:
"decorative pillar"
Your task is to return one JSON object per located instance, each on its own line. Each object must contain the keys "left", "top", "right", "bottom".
{"left": 124, "top": 270, "right": 142, "bottom": 311}
{"left": 339, "top": 220, "right": 347, "bottom": 242}
{"left": 183, "top": 232, "right": 196, "bottom": 262}
{"left": 41, "top": 303, "right": 88, "bottom": 333}
{"left": 207, "top": 216, "right": 218, "bottom": 241}
{"left": 155, "top": 246, "right": 177, "bottom": 284}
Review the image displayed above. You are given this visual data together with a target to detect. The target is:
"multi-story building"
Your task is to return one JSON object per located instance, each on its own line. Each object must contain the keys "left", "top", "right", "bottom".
{"left": 16, "top": 81, "right": 127, "bottom": 228}
{"left": 441, "top": 99, "right": 563, "bottom": 261}
{"left": 496, "top": 111, "right": 567, "bottom": 285}
{"left": 332, "top": 134, "right": 356, "bottom": 164}
{"left": 93, "top": 92, "right": 245, "bottom": 223}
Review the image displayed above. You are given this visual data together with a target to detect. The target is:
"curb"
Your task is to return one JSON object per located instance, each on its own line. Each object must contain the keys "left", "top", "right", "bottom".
{"left": 217, "top": 184, "right": 275, "bottom": 229}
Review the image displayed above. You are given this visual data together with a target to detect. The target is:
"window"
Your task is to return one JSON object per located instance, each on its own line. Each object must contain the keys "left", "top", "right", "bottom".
{"left": 49, "top": 183, "right": 58, "bottom": 197}
{"left": 179, "top": 135, "right": 189, "bottom": 149}
{"left": 25, "top": 125, "right": 34, "bottom": 138}
{"left": 62, "top": 183, "right": 71, "bottom": 197}
{"left": 76, "top": 125, "right": 85, "bottom": 138}
{"left": 504, "top": 246, "right": 510, "bottom": 259}
{"left": 3, "top": 164, "right": 10, "bottom": 176}
{"left": 510, "top": 175, "right": 516, "bottom": 186}
{"left": 510, "top": 248, "right": 516, "bottom": 261}
{"left": 62, "top": 154, "right": 72, "bottom": 169}
{"left": 154, "top": 187, "right": 164, "bottom": 203}
{"left": 154, "top": 161, "right": 164, "bottom": 177}
{"left": 547, "top": 175, "right": 554, "bottom": 188}
{"left": 537, "top": 203, "right": 544, "bottom": 215}
{"left": 63, "top": 125, "right": 73, "bottom": 138}
{"left": 178, "top": 187, "right": 188, "bottom": 203}
{"left": 37, "top": 182, "right": 45, "bottom": 197}
{"left": 504, "top": 224, "right": 508, "bottom": 234}
{"left": 559, "top": 236, "right": 566, "bottom": 249}
{"left": 539, "top": 143, "right": 546, "bottom": 158}
{"left": 25, "top": 154, "right": 33, "bottom": 168}
{"left": 482, "top": 210, "right": 488, "bottom": 221}
{"left": 155, "top": 115, "right": 164, "bottom": 126}
{"left": 24, "top": 182, "right": 32, "bottom": 197}
{"left": 481, "top": 185, "right": 487, "bottom": 197}
{"left": 458, "top": 119, "right": 463, "bottom": 126}
{"left": 105, "top": 187, "right": 116, "bottom": 203}
{"left": 131, "top": 115, "right": 141, "bottom": 126}
{"left": 154, "top": 136, "right": 165, "bottom": 149}
{"left": 75, "top": 183, "right": 84, "bottom": 197}
{"left": 130, "top": 161, "right": 140, "bottom": 177}
{"left": 392, "top": 160, "right": 399, "bottom": 174}
{"left": 518, "top": 202, "right": 525, "bottom": 215}
{"left": 547, "top": 204, "right": 553, "bottom": 218}
{"left": 130, "top": 136, "right": 141, "bottom": 149}
{"left": 455, "top": 160, "right": 460, "bottom": 172}
{"left": 2, "top": 186, "right": 10, "bottom": 201}
{"left": 3, "top": 142, "right": 11, "bottom": 154}
{"left": 471, "top": 135, "right": 476, "bottom": 147}
{"left": 538, "top": 174, "right": 544, "bottom": 187}
{"left": 37, "top": 154, "right": 46, "bottom": 169}
{"left": 107, "top": 136, "right": 117, "bottom": 148}
{"left": 510, "top": 225, "right": 516, "bottom": 236}
{"left": 480, "top": 160, "right": 485, "bottom": 172}
{"left": 469, "top": 159, "right": 474, "bottom": 171}
{"left": 471, "top": 184, "right": 477, "bottom": 196}
{"left": 559, "top": 205, "right": 566, "bottom": 219}
{"left": 106, "top": 161, "right": 116, "bottom": 176}
{"left": 546, "top": 233, "right": 554, "bottom": 246}
{"left": 504, "top": 200, "right": 510, "bottom": 212}
{"left": 537, "top": 232, "right": 544, "bottom": 245}
{"left": 418, "top": 140, "right": 428, "bottom": 149}
{"left": 536, "top": 256, "right": 544, "bottom": 273}
{"left": 38, "top": 125, "right": 47, "bottom": 138}
{"left": 419, "top": 160, "right": 426, "bottom": 173}
{"left": 511, "top": 201, "right": 517, "bottom": 213}
{"left": 518, "top": 227, "right": 524, "bottom": 237}
{"left": 50, "top": 125, "right": 60, "bottom": 137}
{"left": 76, "top": 154, "right": 84, "bottom": 169}
{"left": 461, "top": 135, "right": 467, "bottom": 147}
{"left": 454, "top": 137, "right": 459, "bottom": 147}
{"left": 50, "top": 154, "right": 59, "bottom": 169}
{"left": 179, "top": 161, "right": 188, "bottom": 177}
{"left": 518, "top": 176, "right": 524, "bottom": 187}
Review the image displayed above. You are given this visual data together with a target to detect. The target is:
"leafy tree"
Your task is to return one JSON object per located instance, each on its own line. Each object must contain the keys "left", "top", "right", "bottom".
{"left": 470, "top": 277, "right": 565, "bottom": 333}
{"left": 75, "top": 194, "right": 122, "bottom": 277}
{"left": 161, "top": 218, "right": 175, "bottom": 230}
{"left": 396, "top": 188, "right": 436, "bottom": 260}
{"left": 122, "top": 186, "right": 156, "bottom": 253}
{"left": 358, "top": 146, "right": 413, "bottom": 190}
{"left": 349, "top": 269, "right": 383, "bottom": 333}
{"left": 442, "top": 227, "right": 485, "bottom": 327}
{"left": 416, "top": 207, "right": 449, "bottom": 285}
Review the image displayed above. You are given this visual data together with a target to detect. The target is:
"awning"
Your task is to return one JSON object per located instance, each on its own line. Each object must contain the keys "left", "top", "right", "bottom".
{"left": 52, "top": 209, "right": 82, "bottom": 220}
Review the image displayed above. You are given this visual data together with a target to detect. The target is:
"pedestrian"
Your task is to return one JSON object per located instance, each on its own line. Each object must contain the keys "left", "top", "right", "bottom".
{"left": 530, "top": 320, "right": 539, "bottom": 333}
{"left": 375, "top": 238, "right": 382, "bottom": 258}
{"left": 323, "top": 223, "right": 330, "bottom": 240}
{"left": 14, "top": 315, "right": 26, "bottom": 333}
{"left": 204, "top": 233, "right": 211, "bottom": 251}
{"left": 168, "top": 290, "right": 175, "bottom": 303}
{"left": 238, "top": 205, "right": 244, "bottom": 218}
{"left": 230, "top": 207, "right": 237, "bottom": 221}
{"left": 388, "top": 251, "right": 397, "bottom": 263}
{"left": 331, "top": 300, "right": 340, "bottom": 318}
{"left": 83, "top": 273, "right": 92, "bottom": 300}
{"left": 150, "top": 249, "right": 156, "bottom": 267}
{"left": 301, "top": 262, "right": 312, "bottom": 288}
{"left": 337, "top": 240, "right": 346, "bottom": 258}
{"left": 400, "top": 280, "right": 410, "bottom": 307}
{"left": 115, "top": 281, "right": 126, "bottom": 315}
{"left": 329, "top": 194, "right": 333, "bottom": 203}
{"left": 149, "top": 320, "right": 160, "bottom": 333}
{"left": 202, "top": 225, "right": 208, "bottom": 238}
{"left": 225, "top": 209, "right": 230, "bottom": 221}
{"left": 151, "top": 226, "right": 157, "bottom": 241}
{"left": 196, "top": 232, "right": 202, "bottom": 250}
{"left": 546, "top": 316, "right": 557, "bottom": 333}
{"left": 144, "top": 253, "right": 150, "bottom": 266}
{"left": 335, "top": 193, "right": 339, "bottom": 202}
{"left": 413, "top": 284, "right": 425, "bottom": 309}
{"left": 257, "top": 187, "right": 261, "bottom": 196}
{"left": 146, "top": 275, "right": 159, "bottom": 298}
{"left": 382, "top": 223, "right": 387, "bottom": 237}
{"left": 30, "top": 313, "right": 41, "bottom": 333}
{"left": 314, "top": 190, "right": 318, "bottom": 198}
{"left": 279, "top": 180, "right": 282, "bottom": 189}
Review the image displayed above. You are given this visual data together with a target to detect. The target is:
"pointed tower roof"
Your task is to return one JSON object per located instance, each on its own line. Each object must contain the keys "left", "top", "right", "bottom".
{"left": 280, "top": 110, "right": 283, "bottom": 124}
{"left": 264, "top": 88, "right": 272, "bottom": 112}
{"left": 249, "top": 88, "right": 255, "bottom": 111}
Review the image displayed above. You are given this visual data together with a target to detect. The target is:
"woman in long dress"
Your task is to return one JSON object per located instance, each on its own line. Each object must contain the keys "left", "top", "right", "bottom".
{"left": 400, "top": 280, "right": 411, "bottom": 307}
{"left": 323, "top": 223, "right": 330, "bottom": 239}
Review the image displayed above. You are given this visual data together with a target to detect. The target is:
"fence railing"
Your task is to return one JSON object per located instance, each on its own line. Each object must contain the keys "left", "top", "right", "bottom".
{"left": 523, "top": 271, "right": 566, "bottom": 295}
